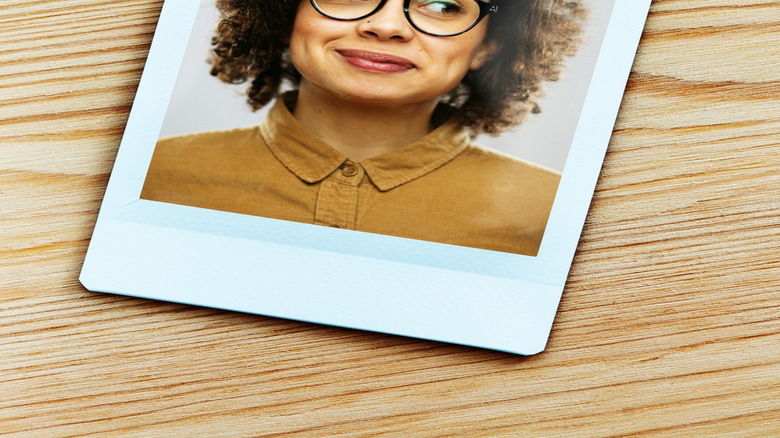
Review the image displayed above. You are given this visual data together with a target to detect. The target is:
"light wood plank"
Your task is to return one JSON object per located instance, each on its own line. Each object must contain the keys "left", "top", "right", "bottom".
{"left": 1, "top": 0, "right": 778, "bottom": 436}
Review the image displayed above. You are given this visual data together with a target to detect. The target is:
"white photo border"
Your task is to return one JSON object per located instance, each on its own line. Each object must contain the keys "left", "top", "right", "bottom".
{"left": 81, "top": 0, "right": 651, "bottom": 355}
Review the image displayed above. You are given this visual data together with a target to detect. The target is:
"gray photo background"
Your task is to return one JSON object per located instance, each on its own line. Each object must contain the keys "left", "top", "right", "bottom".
{"left": 159, "top": 0, "right": 615, "bottom": 172}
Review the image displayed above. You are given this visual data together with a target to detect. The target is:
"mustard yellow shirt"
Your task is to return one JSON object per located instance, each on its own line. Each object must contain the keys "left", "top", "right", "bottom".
{"left": 141, "top": 95, "right": 560, "bottom": 255}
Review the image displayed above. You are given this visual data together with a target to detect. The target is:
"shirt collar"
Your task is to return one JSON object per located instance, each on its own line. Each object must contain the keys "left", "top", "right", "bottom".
{"left": 260, "top": 92, "right": 471, "bottom": 192}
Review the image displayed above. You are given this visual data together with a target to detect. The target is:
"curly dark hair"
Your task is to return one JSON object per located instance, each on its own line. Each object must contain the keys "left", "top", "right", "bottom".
{"left": 210, "top": 0, "right": 585, "bottom": 135}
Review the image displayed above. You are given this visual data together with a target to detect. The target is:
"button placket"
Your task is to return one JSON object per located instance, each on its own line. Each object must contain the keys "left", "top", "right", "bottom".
{"left": 314, "top": 161, "right": 364, "bottom": 229}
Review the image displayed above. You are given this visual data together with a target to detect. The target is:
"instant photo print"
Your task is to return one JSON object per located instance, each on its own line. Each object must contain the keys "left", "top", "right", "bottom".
{"left": 81, "top": 0, "right": 652, "bottom": 355}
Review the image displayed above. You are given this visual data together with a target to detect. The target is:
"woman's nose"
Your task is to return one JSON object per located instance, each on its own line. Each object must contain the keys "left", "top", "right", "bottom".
{"left": 356, "top": 0, "right": 415, "bottom": 41}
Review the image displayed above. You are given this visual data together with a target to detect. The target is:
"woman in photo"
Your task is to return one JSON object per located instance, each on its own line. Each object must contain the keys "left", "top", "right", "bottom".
{"left": 141, "top": 0, "right": 584, "bottom": 255}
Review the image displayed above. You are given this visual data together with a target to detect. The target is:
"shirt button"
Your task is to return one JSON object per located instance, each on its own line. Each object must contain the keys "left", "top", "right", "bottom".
{"left": 341, "top": 164, "right": 358, "bottom": 177}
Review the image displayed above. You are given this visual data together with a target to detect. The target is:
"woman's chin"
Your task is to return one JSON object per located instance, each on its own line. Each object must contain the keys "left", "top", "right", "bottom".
{"left": 332, "top": 89, "right": 437, "bottom": 110}
{"left": 299, "top": 78, "right": 440, "bottom": 111}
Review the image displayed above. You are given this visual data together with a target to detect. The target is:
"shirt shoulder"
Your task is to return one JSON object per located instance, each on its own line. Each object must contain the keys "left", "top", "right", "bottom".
{"left": 141, "top": 126, "right": 274, "bottom": 203}
{"left": 453, "top": 143, "right": 561, "bottom": 192}
{"left": 154, "top": 126, "right": 262, "bottom": 157}
{"left": 148, "top": 126, "right": 272, "bottom": 173}
{"left": 420, "top": 143, "right": 561, "bottom": 255}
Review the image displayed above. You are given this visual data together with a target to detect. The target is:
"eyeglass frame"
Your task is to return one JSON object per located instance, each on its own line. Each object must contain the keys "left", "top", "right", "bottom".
{"left": 308, "top": 0, "right": 499, "bottom": 38}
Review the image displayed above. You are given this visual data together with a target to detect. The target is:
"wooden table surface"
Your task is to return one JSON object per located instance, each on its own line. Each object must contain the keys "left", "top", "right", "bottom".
{"left": 2, "top": 0, "right": 779, "bottom": 436}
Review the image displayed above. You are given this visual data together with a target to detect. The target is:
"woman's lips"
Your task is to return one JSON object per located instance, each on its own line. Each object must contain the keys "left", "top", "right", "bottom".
{"left": 337, "top": 50, "right": 416, "bottom": 73}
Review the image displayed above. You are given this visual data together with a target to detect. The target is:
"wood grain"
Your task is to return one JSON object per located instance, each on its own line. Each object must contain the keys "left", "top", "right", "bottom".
{"left": 2, "top": 0, "right": 779, "bottom": 436}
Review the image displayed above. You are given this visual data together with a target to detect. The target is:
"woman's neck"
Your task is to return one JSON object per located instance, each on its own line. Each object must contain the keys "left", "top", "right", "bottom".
{"left": 292, "top": 80, "right": 439, "bottom": 162}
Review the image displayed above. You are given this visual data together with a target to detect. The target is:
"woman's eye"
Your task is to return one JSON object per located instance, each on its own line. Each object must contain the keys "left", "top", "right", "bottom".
{"left": 417, "top": 0, "right": 464, "bottom": 16}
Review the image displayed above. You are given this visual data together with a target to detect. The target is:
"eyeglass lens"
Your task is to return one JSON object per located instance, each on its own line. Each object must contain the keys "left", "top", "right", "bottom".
{"left": 311, "top": 0, "right": 487, "bottom": 37}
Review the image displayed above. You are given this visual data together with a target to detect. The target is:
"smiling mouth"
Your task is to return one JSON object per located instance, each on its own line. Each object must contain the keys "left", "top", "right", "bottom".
{"left": 337, "top": 50, "right": 416, "bottom": 73}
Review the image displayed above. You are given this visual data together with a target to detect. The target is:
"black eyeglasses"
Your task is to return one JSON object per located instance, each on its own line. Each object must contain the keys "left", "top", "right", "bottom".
{"left": 309, "top": 0, "right": 498, "bottom": 37}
